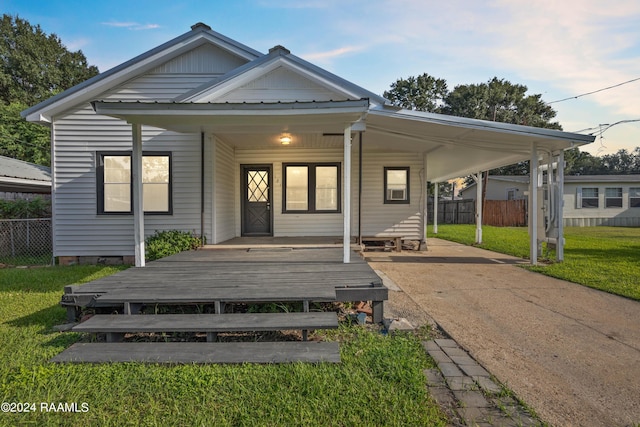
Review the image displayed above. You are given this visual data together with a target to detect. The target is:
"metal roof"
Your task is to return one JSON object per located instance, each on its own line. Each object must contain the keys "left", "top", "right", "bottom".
{"left": 0, "top": 156, "right": 51, "bottom": 193}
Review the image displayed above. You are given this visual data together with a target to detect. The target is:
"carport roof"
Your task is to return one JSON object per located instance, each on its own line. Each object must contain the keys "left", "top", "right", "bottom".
{"left": 91, "top": 99, "right": 595, "bottom": 182}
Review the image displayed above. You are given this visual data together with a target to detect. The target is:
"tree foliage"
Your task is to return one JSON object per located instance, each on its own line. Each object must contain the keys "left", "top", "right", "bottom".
{"left": 383, "top": 73, "right": 448, "bottom": 112}
{"left": 0, "top": 102, "right": 50, "bottom": 165}
{"left": 384, "top": 74, "right": 639, "bottom": 176}
{"left": 385, "top": 74, "right": 561, "bottom": 130}
{"left": 0, "top": 15, "right": 99, "bottom": 166}
{"left": 1, "top": 14, "right": 99, "bottom": 106}
{"left": 565, "top": 147, "right": 640, "bottom": 175}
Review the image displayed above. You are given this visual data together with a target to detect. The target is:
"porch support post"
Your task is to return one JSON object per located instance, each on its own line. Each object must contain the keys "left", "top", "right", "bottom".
{"left": 343, "top": 124, "right": 352, "bottom": 263}
{"left": 433, "top": 182, "right": 439, "bottom": 234}
{"left": 529, "top": 143, "right": 539, "bottom": 265}
{"left": 475, "top": 172, "right": 483, "bottom": 244}
{"left": 131, "top": 123, "right": 145, "bottom": 267}
{"left": 421, "top": 152, "right": 428, "bottom": 249}
{"left": 556, "top": 150, "right": 565, "bottom": 262}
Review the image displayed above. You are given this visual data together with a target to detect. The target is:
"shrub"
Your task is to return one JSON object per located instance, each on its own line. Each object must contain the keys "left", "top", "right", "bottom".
{"left": 0, "top": 197, "right": 51, "bottom": 219}
{"left": 145, "top": 230, "right": 203, "bottom": 261}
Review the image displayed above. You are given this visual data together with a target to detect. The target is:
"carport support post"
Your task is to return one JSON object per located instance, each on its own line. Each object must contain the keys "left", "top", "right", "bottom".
{"left": 132, "top": 123, "right": 145, "bottom": 267}
{"left": 433, "top": 182, "right": 439, "bottom": 234}
{"left": 557, "top": 150, "right": 565, "bottom": 262}
{"left": 421, "top": 153, "right": 428, "bottom": 248}
{"left": 475, "top": 172, "right": 483, "bottom": 244}
{"left": 529, "top": 143, "right": 538, "bottom": 265}
{"left": 343, "top": 124, "right": 352, "bottom": 263}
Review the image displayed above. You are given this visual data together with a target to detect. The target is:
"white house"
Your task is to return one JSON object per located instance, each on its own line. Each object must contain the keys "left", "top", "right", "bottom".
{"left": 461, "top": 174, "right": 640, "bottom": 226}
{"left": 459, "top": 175, "right": 529, "bottom": 201}
{"left": 22, "top": 23, "right": 594, "bottom": 266}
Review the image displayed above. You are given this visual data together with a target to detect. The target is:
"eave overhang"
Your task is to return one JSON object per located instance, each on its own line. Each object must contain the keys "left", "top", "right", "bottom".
{"left": 91, "top": 99, "right": 370, "bottom": 133}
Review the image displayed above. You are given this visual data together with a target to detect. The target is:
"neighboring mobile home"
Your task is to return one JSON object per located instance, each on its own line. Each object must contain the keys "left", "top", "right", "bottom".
{"left": 22, "top": 23, "right": 594, "bottom": 266}
{"left": 461, "top": 174, "right": 640, "bottom": 226}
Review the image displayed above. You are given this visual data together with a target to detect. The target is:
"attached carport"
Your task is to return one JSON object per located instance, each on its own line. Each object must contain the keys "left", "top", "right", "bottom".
{"left": 91, "top": 99, "right": 595, "bottom": 266}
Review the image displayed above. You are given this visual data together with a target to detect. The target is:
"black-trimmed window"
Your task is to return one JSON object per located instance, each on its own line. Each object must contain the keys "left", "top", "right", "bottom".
{"left": 605, "top": 187, "right": 623, "bottom": 208}
{"left": 630, "top": 187, "right": 640, "bottom": 208}
{"left": 384, "top": 167, "right": 410, "bottom": 204}
{"left": 97, "top": 151, "right": 172, "bottom": 214}
{"left": 283, "top": 163, "right": 340, "bottom": 213}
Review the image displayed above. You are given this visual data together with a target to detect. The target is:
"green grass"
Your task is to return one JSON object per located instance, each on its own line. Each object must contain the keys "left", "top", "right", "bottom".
{"left": 432, "top": 225, "right": 640, "bottom": 300}
{"left": 0, "top": 266, "right": 447, "bottom": 426}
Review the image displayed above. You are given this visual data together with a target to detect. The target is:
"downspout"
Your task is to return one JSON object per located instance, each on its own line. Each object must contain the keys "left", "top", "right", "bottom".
{"left": 200, "top": 132, "right": 205, "bottom": 247}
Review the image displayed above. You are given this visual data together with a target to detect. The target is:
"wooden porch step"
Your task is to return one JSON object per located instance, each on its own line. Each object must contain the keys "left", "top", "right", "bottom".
{"left": 94, "top": 286, "right": 337, "bottom": 305}
{"left": 72, "top": 312, "right": 339, "bottom": 334}
{"left": 50, "top": 342, "right": 341, "bottom": 364}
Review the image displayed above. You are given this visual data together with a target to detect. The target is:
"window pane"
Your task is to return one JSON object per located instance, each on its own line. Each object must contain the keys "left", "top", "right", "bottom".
{"left": 103, "top": 156, "right": 130, "bottom": 212}
{"left": 104, "top": 183, "right": 131, "bottom": 212}
{"left": 143, "top": 183, "right": 169, "bottom": 211}
{"left": 630, "top": 188, "right": 640, "bottom": 208}
{"left": 315, "top": 166, "right": 338, "bottom": 210}
{"left": 605, "top": 187, "right": 622, "bottom": 208}
{"left": 386, "top": 169, "right": 408, "bottom": 201}
{"left": 286, "top": 166, "right": 308, "bottom": 210}
{"left": 143, "top": 156, "right": 169, "bottom": 183}
{"left": 104, "top": 156, "right": 130, "bottom": 183}
{"left": 582, "top": 187, "right": 598, "bottom": 198}
{"left": 247, "top": 170, "right": 269, "bottom": 202}
{"left": 605, "top": 187, "right": 622, "bottom": 198}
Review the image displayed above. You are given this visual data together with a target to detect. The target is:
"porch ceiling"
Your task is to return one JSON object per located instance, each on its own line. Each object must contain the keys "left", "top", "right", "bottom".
{"left": 92, "top": 100, "right": 595, "bottom": 182}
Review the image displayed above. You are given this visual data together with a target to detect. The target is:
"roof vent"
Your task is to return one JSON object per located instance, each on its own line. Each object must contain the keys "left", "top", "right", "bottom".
{"left": 269, "top": 45, "right": 291, "bottom": 55}
{"left": 191, "top": 22, "right": 212, "bottom": 31}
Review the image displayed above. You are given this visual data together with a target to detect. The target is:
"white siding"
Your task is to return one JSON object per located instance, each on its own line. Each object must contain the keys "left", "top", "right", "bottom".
{"left": 563, "top": 182, "right": 640, "bottom": 227}
{"left": 103, "top": 74, "right": 218, "bottom": 101}
{"left": 52, "top": 105, "right": 202, "bottom": 257}
{"left": 358, "top": 151, "right": 423, "bottom": 240}
{"left": 51, "top": 44, "right": 252, "bottom": 257}
{"left": 213, "top": 138, "right": 236, "bottom": 243}
{"left": 230, "top": 147, "right": 424, "bottom": 239}
{"left": 217, "top": 66, "right": 345, "bottom": 103}
{"left": 150, "top": 44, "right": 247, "bottom": 74}
{"left": 234, "top": 148, "right": 344, "bottom": 237}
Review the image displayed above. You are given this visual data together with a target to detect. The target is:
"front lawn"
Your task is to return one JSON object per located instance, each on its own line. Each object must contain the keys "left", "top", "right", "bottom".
{"left": 0, "top": 266, "right": 447, "bottom": 426}
{"left": 432, "top": 225, "right": 640, "bottom": 301}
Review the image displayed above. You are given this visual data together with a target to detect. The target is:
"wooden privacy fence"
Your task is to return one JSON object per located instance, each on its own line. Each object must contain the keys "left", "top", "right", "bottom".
{"left": 428, "top": 199, "right": 527, "bottom": 227}
{"left": 482, "top": 199, "right": 527, "bottom": 227}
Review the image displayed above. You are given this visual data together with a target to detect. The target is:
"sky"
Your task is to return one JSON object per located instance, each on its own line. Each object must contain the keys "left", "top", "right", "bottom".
{"left": 4, "top": 0, "right": 640, "bottom": 156}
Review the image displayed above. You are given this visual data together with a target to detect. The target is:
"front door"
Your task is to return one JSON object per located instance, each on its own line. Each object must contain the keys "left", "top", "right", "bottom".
{"left": 241, "top": 165, "right": 272, "bottom": 236}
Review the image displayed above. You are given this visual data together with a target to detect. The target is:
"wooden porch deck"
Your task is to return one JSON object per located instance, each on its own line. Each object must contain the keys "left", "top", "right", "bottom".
{"left": 54, "top": 247, "right": 387, "bottom": 364}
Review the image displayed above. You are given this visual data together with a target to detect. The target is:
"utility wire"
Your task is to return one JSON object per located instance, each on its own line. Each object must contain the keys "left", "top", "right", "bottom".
{"left": 548, "top": 77, "right": 640, "bottom": 104}
{"left": 573, "top": 119, "right": 640, "bottom": 135}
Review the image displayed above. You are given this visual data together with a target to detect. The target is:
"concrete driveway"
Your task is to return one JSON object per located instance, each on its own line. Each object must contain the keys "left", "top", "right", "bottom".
{"left": 368, "top": 238, "right": 640, "bottom": 427}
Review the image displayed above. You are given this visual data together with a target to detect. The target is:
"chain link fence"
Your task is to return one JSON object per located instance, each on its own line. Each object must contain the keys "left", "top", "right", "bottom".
{"left": 0, "top": 218, "right": 53, "bottom": 266}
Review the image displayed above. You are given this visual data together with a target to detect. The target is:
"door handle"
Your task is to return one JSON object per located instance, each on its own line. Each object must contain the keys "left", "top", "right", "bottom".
{"left": 266, "top": 202, "right": 271, "bottom": 211}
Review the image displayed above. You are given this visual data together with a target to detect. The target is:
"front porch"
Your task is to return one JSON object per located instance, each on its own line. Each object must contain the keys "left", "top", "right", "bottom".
{"left": 53, "top": 245, "right": 387, "bottom": 364}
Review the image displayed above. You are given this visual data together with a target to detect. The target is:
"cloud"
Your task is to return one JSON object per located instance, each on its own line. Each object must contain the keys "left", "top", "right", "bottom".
{"left": 102, "top": 21, "right": 160, "bottom": 31}
{"left": 64, "top": 37, "right": 91, "bottom": 52}
{"left": 301, "top": 45, "right": 364, "bottom": 62}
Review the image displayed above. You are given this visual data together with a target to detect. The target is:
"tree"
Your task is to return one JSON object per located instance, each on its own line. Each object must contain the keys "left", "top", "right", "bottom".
{"left": 0, "top": 15, "right": 99, "bottom": 165}
{"left": 383, "top": 73, "right": 448, "bottom": 112}
{"left": 442, "top": 77, "right": 562, "bottom": 129}
{"left": 0, "top": 102, "right": 50, "bottom": 165}
{"left": 1, "top": 14, "right": 99, "bottom": 106}
{"left": 384, "top": 75, "right": 565, "bottom": 180}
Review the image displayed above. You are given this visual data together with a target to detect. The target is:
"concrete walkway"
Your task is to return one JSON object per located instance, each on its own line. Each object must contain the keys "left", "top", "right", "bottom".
{"left": 369, "top": 239, "right": 640, "bottom": 427}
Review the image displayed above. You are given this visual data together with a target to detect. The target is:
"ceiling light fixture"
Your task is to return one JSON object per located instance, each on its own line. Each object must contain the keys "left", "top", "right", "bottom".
{"left": 280, "top": 135, "right": 292, "bottom": 145}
